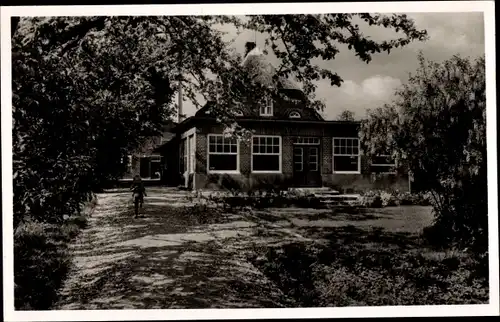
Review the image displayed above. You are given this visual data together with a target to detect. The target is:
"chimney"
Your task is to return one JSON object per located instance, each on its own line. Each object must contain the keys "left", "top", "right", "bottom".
{"left": 244, "top": 42, "right": 256, "bottom": 57}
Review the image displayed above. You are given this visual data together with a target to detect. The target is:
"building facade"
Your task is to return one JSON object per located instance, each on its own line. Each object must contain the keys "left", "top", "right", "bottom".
{"left": 153, "top": 42, "right": 409, "bottom": 192}
{"left": 170, "top": 101, "right": 409, "bottom": 193}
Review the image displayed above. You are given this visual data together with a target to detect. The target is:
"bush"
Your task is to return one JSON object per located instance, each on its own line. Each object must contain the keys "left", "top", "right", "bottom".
{"left": 193, "top": 189, "right": 326, "bottom": 211}
{"left": 422, "top": 222, "right": 454, "bottom": 249}
{"left": 14, "top": 198, "right": 94, "bottom": 310}
{"left": 251, "top": 241, "right": 489, "bottom": 307}
{"left": 380, "top": 191, "right": 395, "bottom": 207}
{"left": 360, "top": 191, "right": 383, "bottom": 208}
{"left": 14, "top": 220, "right": 72, "bottom": 310}
{"left": 360, "top": 190, "right": 433, "bottom": 208}
{"left": 361, "top": 54, "right": 487, "bottom": 252}
{"left": 180, "top": 201, "right": 225, "bottom": 225}
{"left": 205, "top": 174, "right": 294, "bottom": 196}
{"left": 249, "top": 243, "right": 320, "bottom": 306}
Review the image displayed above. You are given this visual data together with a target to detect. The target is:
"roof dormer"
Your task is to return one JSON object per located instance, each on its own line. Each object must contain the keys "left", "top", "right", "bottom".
{"left": 259, "top": 96, "right": 273, "bottom": 116}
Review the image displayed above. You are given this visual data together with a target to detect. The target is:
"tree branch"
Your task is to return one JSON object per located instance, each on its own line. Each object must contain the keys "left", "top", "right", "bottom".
{"left": 60, "top": 17, "right": 107, "bottom": 56}
{"left": 277, "top": 24, "right": 306, "bottom": 84}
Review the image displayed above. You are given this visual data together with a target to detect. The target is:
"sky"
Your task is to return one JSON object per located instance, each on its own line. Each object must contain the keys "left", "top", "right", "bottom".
{"left": 180, "top": 12, "right": 485, "bottom": 120}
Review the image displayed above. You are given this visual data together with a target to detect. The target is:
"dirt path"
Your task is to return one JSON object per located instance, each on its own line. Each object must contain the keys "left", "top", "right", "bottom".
{"left": 53, "top": 188, "right": 292, "bottom": 309}
{"left": 54, "top": 188, "right": 434, "bottom": 309}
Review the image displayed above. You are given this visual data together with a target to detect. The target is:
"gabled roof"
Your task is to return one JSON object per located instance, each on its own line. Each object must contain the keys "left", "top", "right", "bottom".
{"left": 194, "top": 99, "right": 324, "bottom": 121}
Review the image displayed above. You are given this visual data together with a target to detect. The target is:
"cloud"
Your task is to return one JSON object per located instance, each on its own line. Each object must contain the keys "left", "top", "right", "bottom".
{"left": 360, "top": 76, "right": 402, "bottom": 100}
{"left": 319, "top": 75, "right": 402, "bottom": 120}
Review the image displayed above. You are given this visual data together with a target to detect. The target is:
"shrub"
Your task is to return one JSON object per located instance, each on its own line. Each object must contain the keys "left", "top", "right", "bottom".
{"left": 361, "top": 54, "right": 487, "bottom": 251}
{"left": 380, "top": 191, "right": 395, "bottom": 207}
{"left": 250, "top": 243, "right": 320, "bottom": 306}
{"left": 423, "top": 222, "right": 450, "bottom": 248}
{"left": 252, "top": 241, "right": 488, "bottom": 307}
{"left": 219, "top": 175, "right": 248, "bottom": 195}
{"left": 66, "top": 214, "right": 89, "bottom": 229}
{"left": 360, "top": 190, "right": 434, "bottom": 208}
{"left": 250, "top": 175, "right": 293, "bottom": 194}
{"left": 14, "top": 220, "right": 72, "bottom": 310}
{"left": 180, "top": 201, "right": 225, "bottom": 224}
{"left": 360, "top": 192, "right": 383, "bottom": 208}
{"left": 14, "top": 198, "right": 94, "bottom": 310}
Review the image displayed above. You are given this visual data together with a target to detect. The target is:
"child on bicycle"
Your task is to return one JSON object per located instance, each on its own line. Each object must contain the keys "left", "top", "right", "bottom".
{"left": 130, "top": 175, "right": 147, "bottom": 218}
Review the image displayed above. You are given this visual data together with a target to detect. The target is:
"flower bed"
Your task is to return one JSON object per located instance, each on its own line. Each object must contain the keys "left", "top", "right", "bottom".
{"left": 360, "top": 190, "right": 433, "bottom": 208}
{"left": 189, "top": 190, "right": 326, "bottom": 210}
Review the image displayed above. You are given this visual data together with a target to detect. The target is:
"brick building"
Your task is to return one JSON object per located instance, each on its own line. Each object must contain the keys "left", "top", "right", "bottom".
{"left": 120, "top": 121, "right": 177, "bottom": 184}
{"left": 156, "top": 43, "right": 410, "bottom": 192}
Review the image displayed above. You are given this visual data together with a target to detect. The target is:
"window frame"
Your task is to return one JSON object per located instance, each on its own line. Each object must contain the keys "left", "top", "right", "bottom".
{"left": 332, "top": 137, "right": 361, "bottom": 174}
{"left": 259, "top": 96, "right": 274, "bottom": 116}
{"left": 370, "top": 154, "right": 397, "bottom": 174}
{"left": 289, "top": 111, "right": 301, "bottom": 119}
{"left": 206, "top": 134, "right": 240, "bottom": 174}
{"left": 251, "top": 135, "right": 282, "bottom": 173}
{"left": 293, "top": 146, "right": 304, "bottom": 172}
{"left": 309, "top": 147, "right": 319, "bottom": 172}
{"left": 293, "top": 137, "right": 320, "bottom": 145}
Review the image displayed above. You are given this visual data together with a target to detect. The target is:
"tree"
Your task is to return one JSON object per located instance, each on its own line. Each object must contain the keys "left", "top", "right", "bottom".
{"left": 360, "top": 53, "right": 487, "bottom": 251}
{"left": 337, "top": 110, "right": 356, "bottom": 121}
{"left": 12, "top": 16, "right": 241, "bottom": 225}
{"left": 12, "top": 14, "right": 427, "bottom": 226}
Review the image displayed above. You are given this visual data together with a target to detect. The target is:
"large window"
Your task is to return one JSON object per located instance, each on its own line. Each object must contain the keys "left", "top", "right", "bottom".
{"left": 370, "top": 155, "right": 396, "bottom": 174}
{"left": 208, "top": 134, "right": 238, "bottom": 173}
{"left": 333, "top": 138, "right": 360, "bottom": 173}
{"left": 252, "top": 135, "right": 281, "bottom": 172}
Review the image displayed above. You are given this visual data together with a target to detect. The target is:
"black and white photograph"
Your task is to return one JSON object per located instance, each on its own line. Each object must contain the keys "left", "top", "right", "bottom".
{"left": 1, "top": 1, "right": 498, "bottom": 321}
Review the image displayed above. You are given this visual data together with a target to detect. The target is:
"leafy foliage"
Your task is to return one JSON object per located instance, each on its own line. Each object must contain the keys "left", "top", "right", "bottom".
{"left": 337, "top": 110, "right": 356, "bottom": 121}
{"left": 250, "top": 239, "right": 488, "bottom": 307}
{"left": 14, "top": 206, "right": 93, "bottom": 310}
{"left": 244, "top": 14, "right": 428, "bottom": 112}
{"left": 360, "top": 54, "right": 487, "bottom": 251}
{"left": 360, "top": 190, "right": 433, "bottom": 207}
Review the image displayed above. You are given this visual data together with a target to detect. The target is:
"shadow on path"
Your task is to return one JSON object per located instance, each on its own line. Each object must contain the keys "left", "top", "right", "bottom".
{"left": 54, "top": 188, "right": 291, "bottom": 309}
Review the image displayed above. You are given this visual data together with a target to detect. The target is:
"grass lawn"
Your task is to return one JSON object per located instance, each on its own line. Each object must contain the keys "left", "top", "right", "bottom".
{"left": 246, "top": 205, "right": 489, "bottom": 307}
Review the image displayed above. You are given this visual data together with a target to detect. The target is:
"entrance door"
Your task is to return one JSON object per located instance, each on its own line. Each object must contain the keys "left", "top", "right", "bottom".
{"left": 139, "top": 157, "right": 150, "bottom": 178}
{"left": 293, "top": 146, "right": 321, "bottom": 187}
